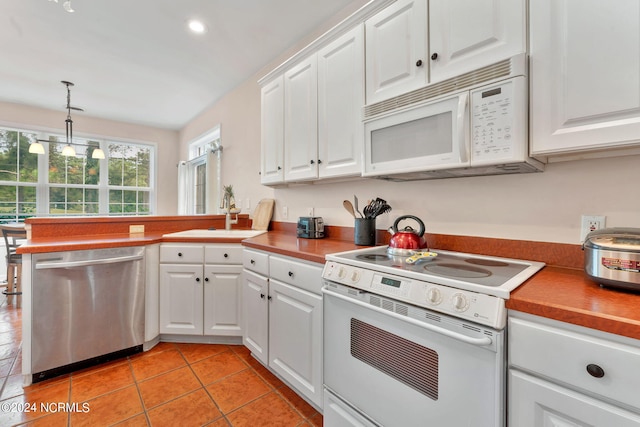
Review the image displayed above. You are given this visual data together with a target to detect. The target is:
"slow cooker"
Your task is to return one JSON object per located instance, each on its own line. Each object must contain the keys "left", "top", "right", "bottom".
{"left": 583, "top": 227, "right": 640, "bottom": 292}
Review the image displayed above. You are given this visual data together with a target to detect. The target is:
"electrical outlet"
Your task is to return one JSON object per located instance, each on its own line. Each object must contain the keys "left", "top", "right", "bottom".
{"left": 580, "top": 215, "right": 606, "bottom": 242}
{"left": 282, "top": 206, "right": 288, "bottom": 219}
{"left": 129, "top": 224, "right": 144, "bottom": 234}
{"left": 306, "top": 207, "right": 314, "bottom": 216}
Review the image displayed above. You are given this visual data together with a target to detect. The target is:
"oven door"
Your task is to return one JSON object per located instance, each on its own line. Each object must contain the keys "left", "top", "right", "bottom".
{"left": 323, "top": 284, "right": 505, "bottom": 427}
{"left": 363, "top": 92, "right": 469, "bottom": 177}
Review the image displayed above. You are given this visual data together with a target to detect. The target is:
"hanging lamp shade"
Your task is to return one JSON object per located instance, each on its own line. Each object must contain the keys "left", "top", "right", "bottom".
{"left": 29, "top": 141, "right": 45, "bottom": 154}
{"left": 92, "top": 148, "right": 105, "bottom": 159}
{"left": 61, "top": 144, "right": 76, "bottom": 156}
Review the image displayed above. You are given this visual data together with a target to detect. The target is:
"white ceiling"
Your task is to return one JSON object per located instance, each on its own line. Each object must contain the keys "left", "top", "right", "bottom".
{"left": 1, "top": 0, "right": 356, "bottom": 130}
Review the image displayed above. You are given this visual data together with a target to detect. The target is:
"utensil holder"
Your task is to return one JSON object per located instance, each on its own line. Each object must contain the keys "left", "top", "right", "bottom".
{"left": 354, "top": 218, "right": 376, "bottom": 246}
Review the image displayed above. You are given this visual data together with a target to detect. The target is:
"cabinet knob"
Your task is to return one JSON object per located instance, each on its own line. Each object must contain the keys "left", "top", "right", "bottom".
{"left": 224, "top": 253, "right": 229, "bottom": 258}
{"left": 204, "top": 277, "right": 209, "bottom": 282}
{"left": 431, "top": 53, "right": 438, "bottom": 60}
{"left": 250, "top": 259, "right": 255, "bottom": 264}
{"left": 416, "top": 59, "right": 423, "bottom": 67}
{"left": 178, "top": 252, "right": 183, "bottom": 257}
{"left": 310, "top": 160, "right": 315, "bottom": 165}
{"left": 277, "top": 166, "right": 282, "bottom": 170}
{"left": 318, "top": 159, "right": 322, "bottom": 164}
{"left": 196, "top": 277, "right": 200, "bottom": 282}
{"left": 586, "top": 363, "right": 605, "bottom": 378}
{"left": 268, "top": 295, "right": 272, "bottom": 300}
{"left": 288, "top": 271, "right": 294, "bottom": 277}
{"left": 260, "top": 293, "right": 265, "bottom": 299}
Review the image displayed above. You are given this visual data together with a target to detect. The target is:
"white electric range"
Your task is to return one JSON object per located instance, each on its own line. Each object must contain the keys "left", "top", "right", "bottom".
{"left": 321, "top": 245, "right": 544, "bottom": 427}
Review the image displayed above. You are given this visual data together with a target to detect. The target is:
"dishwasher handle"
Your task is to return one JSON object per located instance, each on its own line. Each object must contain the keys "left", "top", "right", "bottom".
{"left": 35, "top": 254, "right": 144, "bottom": 270}
{"left": 323, "top": 287, "right": 493, "bottom": 347}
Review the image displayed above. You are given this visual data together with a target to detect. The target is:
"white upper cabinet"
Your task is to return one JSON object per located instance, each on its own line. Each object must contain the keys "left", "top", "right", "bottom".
{"left": 284, "top": 55, "right": 318, "bottom": 182}
{"left": 260, "top": 76, "right": 285, "bottom": 184}
{"left": 530, "top": 0, "right": 640, "bottom": 156}
{"left": 317, "top": 25, "right": 365, "bottom": 178}
{"left": 429, "top": 0, "right": 525, "bottom": 82}
{"left": 365, "top": 0, "right": 428, "bottom": 104}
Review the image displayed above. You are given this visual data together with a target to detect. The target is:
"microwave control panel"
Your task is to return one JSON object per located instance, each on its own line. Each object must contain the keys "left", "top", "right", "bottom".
{"left": 471, "top": 77, "right": 526, "bottom": 163}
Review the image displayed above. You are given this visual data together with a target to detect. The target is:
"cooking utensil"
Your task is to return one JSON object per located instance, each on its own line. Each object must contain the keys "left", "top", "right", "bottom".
{"left": 583, "top": 227, "right": 640, "bottom": 292}
{"left": 363, "top": 198, "right": 391, "bottom": 219}
{"left": 387, "top": 215, "right": 428, "bottom": 255}
{"left": 354, "top": 195, "right": 363, "bottom": 218}
{"left": 343, "top": 200, "right": 356, "bottom": 218}
{"left": 405, "top": 251, "right": 438, "bottom": 264}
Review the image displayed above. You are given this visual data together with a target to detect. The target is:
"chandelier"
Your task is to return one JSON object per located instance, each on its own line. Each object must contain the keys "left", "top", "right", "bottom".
{"left": 48, "top": 0, "right": 75, "bottom": 13}
{"left": 29, "top": 81, "right": 106, "bottom": 159}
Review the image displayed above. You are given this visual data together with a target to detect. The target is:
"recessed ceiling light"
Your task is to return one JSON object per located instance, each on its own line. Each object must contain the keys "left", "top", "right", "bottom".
{"left": 187, "top": 19, "right": 207, "bottom": 34}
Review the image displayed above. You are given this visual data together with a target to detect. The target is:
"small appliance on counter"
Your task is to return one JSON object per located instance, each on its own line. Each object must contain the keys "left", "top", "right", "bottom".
{"left": 584, "top": 227, "right": 640, "bottom": 292}
{"left": 297, "top": 217, "right": 324, "bottom": 239}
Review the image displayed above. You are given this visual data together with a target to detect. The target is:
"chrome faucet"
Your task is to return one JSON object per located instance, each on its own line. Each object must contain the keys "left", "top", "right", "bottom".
{"left": 225, "top": 211, "right": 238, "bottom": 230}
{"left": 221, "top": 187, "right": 238, "bottom": 230}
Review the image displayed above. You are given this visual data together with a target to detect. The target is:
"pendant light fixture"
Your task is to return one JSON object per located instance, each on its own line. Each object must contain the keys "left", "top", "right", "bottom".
{"left": 61, "top": 80, "right": 79, "bottom": 157}
{"left": 48, "top": 0, "right": 75, "bottom": 13}
{"left": 31, "top": 80, "right": 106, "bottom": 159}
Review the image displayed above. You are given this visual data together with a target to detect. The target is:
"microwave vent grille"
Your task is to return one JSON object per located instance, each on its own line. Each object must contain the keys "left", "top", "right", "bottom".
{"left": 364, "top": 57, "right": 514, "bottom": 119}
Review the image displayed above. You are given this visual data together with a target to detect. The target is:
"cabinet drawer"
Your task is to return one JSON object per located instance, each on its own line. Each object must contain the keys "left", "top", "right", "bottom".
{"left": 205, "top": 245, "right": 242, "bottom": 264}
{"left": 509, "top": 317, "right": 640, "bottom": 410}
{"left": 269, "top": 255, "right": 323, "bottom": 295}
{"left": 243, "top": 249, "right": 269, "bottom": 276}
{"left": 160, "top": 244, "right": 203, "bottom": 264}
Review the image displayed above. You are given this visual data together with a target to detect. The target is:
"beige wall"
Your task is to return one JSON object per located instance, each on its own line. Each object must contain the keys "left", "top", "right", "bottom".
{"left": 0, "top": 101, "right": 180, "bottom": 214}
{"left": 180, "top": 0, "right": 640, "bottom": 245}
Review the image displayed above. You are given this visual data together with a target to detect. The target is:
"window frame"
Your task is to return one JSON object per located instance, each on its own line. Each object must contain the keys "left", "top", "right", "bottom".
{"left": 0, "top": 123, "right": 157, "bottom": 222}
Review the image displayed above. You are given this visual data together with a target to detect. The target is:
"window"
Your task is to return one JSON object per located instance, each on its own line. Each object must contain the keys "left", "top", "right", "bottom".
{"left": 178, "top": 126, "right": 221, "bottom": 215}
{"left": 0, "top": 129, "right": 38, "bottom": 222}
{"left": 0, "top": 125, "right": 155, "bottom": 222}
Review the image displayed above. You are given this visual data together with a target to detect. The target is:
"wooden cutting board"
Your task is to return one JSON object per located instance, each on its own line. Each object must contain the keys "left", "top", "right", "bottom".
{"left": 252, "top": 199, "right": 275, "bottom": 230}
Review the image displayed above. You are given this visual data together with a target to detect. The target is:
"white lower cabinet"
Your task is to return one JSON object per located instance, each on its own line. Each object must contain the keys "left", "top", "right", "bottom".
{"left": 508, "top": 312, "right": 640, "bottom": 426}
{"left": 242, "top": 249, "right": 323, "bottom": 409}
{"left": 159, "top": 243, "right": 242, "bottom": 337}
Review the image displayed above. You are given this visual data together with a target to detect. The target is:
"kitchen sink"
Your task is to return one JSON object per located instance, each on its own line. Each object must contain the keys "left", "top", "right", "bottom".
{"left": 162, "top": 229, "right": 267, "bottom": 239}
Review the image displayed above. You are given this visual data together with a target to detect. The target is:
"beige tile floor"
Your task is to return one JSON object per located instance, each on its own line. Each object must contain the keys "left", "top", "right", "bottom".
{"left": 0, "top": 295, "right": 322, "bottom": 426}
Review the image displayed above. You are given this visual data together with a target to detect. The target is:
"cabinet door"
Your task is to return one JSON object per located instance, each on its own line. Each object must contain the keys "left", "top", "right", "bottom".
{"left": 429, "top": 0, "right": 525, "bottom": 82}
{"left": 284, "top": 55, "right": 318, "bottom": 181}
{"left": 242, "top": 270, "right": 269, "bottom": 364}
{"left": 269, "top": 279, "right": 323, "bottom": 408}
{"left": 365, "top": 0, "right": 428, "bottom": 104}
{"left": 317, "top": 25, "right": 364, "bottom": 179}
{"left": 509, "top": 370, "right": 640, "bottom": 426}
{"left": 159, "top": 264, "right": 203, "bottom": 335}
{"left": 530, "top": 0, "right": 640, "bottom": 155}
{"left": 204, "top": 265, "right": 243, "bottom": 336}
{"left": 260, "top": 76, "right": 285, "bottom": 184}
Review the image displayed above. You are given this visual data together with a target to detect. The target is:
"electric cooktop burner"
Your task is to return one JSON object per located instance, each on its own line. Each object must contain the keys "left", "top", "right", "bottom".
{"left": 331, "top": 246, "right": 542, "bottom": 294}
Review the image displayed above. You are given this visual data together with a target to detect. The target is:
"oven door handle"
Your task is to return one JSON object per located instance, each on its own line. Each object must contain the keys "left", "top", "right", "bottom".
{"left": 323, "top": 287, "right": 493, "bottom": 347}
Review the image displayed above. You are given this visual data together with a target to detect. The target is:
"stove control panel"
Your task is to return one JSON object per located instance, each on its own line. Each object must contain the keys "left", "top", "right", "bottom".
{"left": 323, "top": 261, "right": 506, "bottom": 329}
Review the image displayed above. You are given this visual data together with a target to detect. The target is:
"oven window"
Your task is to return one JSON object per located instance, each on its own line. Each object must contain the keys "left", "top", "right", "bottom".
{"left": 350, "top": 318, "right": 439, "bottom": 400}
{"left": 370, "top": 112, "right": 452, "bottom": 164}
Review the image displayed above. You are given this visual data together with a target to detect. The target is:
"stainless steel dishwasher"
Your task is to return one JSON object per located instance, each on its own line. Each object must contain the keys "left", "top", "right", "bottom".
{"left": 31, "top": 246, "right": 145, "bottom": 381}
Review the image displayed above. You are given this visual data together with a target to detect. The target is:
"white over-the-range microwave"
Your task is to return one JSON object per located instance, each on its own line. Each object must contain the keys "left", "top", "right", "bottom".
{"left": 362, "top": 54, "right": 544, "bottom": 181}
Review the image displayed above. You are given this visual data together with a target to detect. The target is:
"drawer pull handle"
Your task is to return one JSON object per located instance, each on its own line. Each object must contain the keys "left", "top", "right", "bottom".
{"left": 224, "top": 253, "right": 229, "bottom": 258}
{"left": 586, "top": 363, "right": 605, "bottom": 378}
{"left": 288, "top": 271, "right": 294, "bottom": 277}
{"left": 178, "top": 252, "right": 183, "bottom": 257}
{"left": 250, "top": 259, "right": 255, "bottom": 264}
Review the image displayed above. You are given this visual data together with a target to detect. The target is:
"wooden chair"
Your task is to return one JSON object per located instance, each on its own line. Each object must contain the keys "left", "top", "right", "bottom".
{"left": 1, "top": 226, "right": 26, "bottom": 307}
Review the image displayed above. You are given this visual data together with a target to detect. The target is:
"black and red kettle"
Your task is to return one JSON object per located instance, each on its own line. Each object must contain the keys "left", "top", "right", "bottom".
{"left": 387, "top": 215, "right": 428, "bottom": 255}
